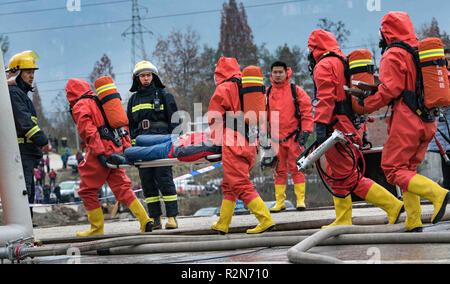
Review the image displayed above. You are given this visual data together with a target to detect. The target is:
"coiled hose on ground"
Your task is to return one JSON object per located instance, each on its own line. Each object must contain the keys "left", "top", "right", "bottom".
{"left": 2, "top": 212, "right": 450, "bottom": 263}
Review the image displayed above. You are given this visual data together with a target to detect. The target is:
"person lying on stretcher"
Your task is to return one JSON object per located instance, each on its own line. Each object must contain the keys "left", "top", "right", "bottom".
{"left": 106, "top": 132, "right": 221, "bottom": 165}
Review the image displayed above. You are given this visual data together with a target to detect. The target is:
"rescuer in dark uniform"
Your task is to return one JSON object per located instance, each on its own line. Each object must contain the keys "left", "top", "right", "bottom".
{"left": 127, "top": 60, "right": 180, "bottom": 229}
{"left": 7, "top": 50, "right": 49, "bottom": 222}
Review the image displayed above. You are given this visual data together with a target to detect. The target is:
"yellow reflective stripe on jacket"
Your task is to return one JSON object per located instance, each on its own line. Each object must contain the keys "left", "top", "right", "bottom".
{"left": 419, "top": 48, "right": 445, "bottom": 60}
{"left": 25, "top": 125, "right": 40, "bottom": 139}
{"left": 145, "top": 196, "right": 160, "bottom": 204}
{"left": 96, "top": 83, "right": 116, "bottom": 95}
{"left": 349, "top": 59, "right": 373, "bottom": 69}
{"left": 132, "top": 103, "right": 164, "bottom": 112}
{"left": 131, "top": 139, "right": 136, "bottom": 145}
{"left": 132, "top": 103, "right": 152, "bottom": 112}
{"left": 18, "top": 137, "right": 33, "bottom": 144}
{"left": 242, "top": 76, "right": 263, "bottom": 85}
{"left": 31, "top": 116, "right": 38, "bottom": 124}
{"left": 162, "top": 195, "right": 177, "bottom": 202}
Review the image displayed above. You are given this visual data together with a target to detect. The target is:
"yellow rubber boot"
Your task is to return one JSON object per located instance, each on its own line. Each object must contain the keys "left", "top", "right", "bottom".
{"left": 76, "top": 207, "right": 104, "bottom": 237}
{"left": 407, "top": 174, "right": 450, "bottom": 224}
{"left": 403, "top": 191, "right": 423, "bottom": 232}
{"left": 246, "top": 197, "right": 275, "bottom": 234}
{"left": 322, "top": 195, "right": 352, "bottom": 229}
{"left": 129, "top": 199, "right": 152, "bottom": 232}
{"left": 294, "top": 183, "right": 306, "bottom": 211}
{"left": 364, "top": 182, "right": 404, "bottom": 224}
{"left": 270, "top": 184, "right": 287, "bottom": 212}
{"left": 211, "top": 199, "right": 236, "bottom": 234}
{"left": 165, "top": 217, "right": 178, "bottom": 229}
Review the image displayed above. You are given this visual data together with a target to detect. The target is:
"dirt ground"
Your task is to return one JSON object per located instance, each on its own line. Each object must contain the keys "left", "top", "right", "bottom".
{"left": 0, "top": 202, "right": 135, "bottom": 228}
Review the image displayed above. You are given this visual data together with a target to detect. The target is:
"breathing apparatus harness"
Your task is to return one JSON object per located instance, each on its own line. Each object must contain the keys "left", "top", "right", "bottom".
{"left": 223, "top": 77, "right": 263, "bottom": 144}
{"left": 266, "top": 83, "right": 304, "bottom": 145}
{"left": 308, "top": 48, "right": 362, "bottom": 130}
{"left": 70, "top": 90, "right": 128, "bottom": 147}
{"left": 306, "top": 47, "right": 366, "bottom": 198}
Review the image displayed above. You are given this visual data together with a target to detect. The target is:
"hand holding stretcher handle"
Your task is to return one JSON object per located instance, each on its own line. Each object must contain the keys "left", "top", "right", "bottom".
{"left": 344, "top": 80, "right": 379, "bottom": 99}
{"left": 351, "top": 80, "right": 379, "bottom": 92}
{"left": 344, "top": 85, "right": 372, "bottom": 99}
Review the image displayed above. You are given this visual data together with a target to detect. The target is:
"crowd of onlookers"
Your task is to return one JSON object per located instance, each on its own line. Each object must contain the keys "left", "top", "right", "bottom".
{"left": 33, "top": 155, "right": 60, "bottom": 204}
{"left": 32, "top": 136, "right": 86, "bottom": 205}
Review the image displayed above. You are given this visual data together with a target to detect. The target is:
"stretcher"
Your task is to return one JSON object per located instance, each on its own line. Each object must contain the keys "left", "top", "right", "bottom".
{"left": 106, "top": 154, "right": 222, "bottom": 168}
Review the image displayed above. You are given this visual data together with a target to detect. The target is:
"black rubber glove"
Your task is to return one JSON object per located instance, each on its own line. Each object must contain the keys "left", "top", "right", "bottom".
{"left": 315, "top": 123, "right": 329, "bottom": 144}
{"left": 356, "top": 96, "right": 365, "bottom": 106}
{"left": 107, "top": 153, "right": 129, "bottom": 165}
{"left": 97, "top": 154, "right": 108, "bottom": 168}
{"left": 299, "top": 131, "right": 310, "bottom": 146}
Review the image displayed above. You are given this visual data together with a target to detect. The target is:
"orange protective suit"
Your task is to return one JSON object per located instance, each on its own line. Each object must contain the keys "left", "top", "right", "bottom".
{"left": 308, "top": 30, "right": 374, "bottom": 198}
{"left": 363, "top": 12, "right": 437, "bottom": 192}
{"left": 267, "top": 67, "right": 314, "bottom": 185}
{"left": 66, "top": 79, "right": 137, "bottom": 211}
{"left": 208, "top": 57, "right": 259, "bottom": 204}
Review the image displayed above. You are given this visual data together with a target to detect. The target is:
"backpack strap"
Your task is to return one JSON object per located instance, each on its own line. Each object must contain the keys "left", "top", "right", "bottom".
{"left": 267, "top": 83, "right": 303, "bottom": 143}
{"left": 320, "top": 51, "right": 351, "bottom": 85}
{"left": 319, "top": 52, "right": 360, "bottom": 128}
{"left": 386, "top": 41, "right": 434, "bottom": 122}
{"left": 223, "top": 77, "right": 252, "bottom": 142}
{"left": 72, "top": 92, "right": 124, "bottom": 146}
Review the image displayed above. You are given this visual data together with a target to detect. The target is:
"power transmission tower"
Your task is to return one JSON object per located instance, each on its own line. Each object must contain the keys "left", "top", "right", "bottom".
{"left": 122, "top": 0, "right": 153, "bottom": 70}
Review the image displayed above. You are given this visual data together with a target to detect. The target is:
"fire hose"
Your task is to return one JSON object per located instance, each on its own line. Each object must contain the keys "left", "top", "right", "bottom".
{"left": 296, "top": 126, "right": 365, "bottom": 198}
{"left": 2, "top": 212, "right": 450, "bottom": 263}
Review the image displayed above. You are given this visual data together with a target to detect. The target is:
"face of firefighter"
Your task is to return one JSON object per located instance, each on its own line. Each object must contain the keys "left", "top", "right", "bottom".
{"left": 445, "top": 52, "right": 450, "bottom": 71}
{"left": 271, "top": 66, "right": 287, "bottom": 84}
{"left": 20, "top": 69, "right": 35, "bottom": 85}
{"left": 138, "top": 71, "right": 153, "bottom": 86}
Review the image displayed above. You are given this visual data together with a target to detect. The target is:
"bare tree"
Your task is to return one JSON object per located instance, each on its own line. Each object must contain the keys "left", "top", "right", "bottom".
{"left": 89, "top": 54, "right": 116, "bottom": 86}
{"left": 317, "top": 18, "right": 351, "bottom": 47}
{"left": 195, "top": 45, "right": 220, "bottom": 109}
{"left": 218, "top": 0, "right": 258, "bottom": 66}
{"left": 417, "top": 17, "right": 450, "bottom": 48}
{"left": 153, "top": 27, "right": 201, "bottom": 114}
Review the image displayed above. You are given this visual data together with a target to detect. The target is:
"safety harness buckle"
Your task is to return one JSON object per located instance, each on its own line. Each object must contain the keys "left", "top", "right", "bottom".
{"left": 141, "top": 119, "right": 150, "bottom": 130}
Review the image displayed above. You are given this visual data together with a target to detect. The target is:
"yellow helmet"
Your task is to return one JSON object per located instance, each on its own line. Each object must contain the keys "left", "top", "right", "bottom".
{"left": 133, "top": 60, "right": 158, "bottom": 77}
{"left": 6, "top": 50, "right": 39, "bottom": 72}
{"left": 130, "top": 60, "right": 165, "bottom": 92}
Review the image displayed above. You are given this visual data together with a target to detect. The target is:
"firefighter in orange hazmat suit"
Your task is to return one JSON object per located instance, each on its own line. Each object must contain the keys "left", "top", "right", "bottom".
{"left": 66, "top": 78, "right": 152, "bottom": 236}
{"left": 208, "top": 57, "right": 275, "bottom": 234}
{"left": 267, "top": 61, "right": 314, "bottom": 212}
{"left": 354, "top": 11, "right": 449, "bottom": 232}
{"left": 307, "top": 29, "right": 404, "bottom": 229}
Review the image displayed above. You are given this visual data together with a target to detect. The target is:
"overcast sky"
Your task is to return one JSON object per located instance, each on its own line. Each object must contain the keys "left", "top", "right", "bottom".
{"left": 0, "top": 0, "right": 449, "bottom": 113}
